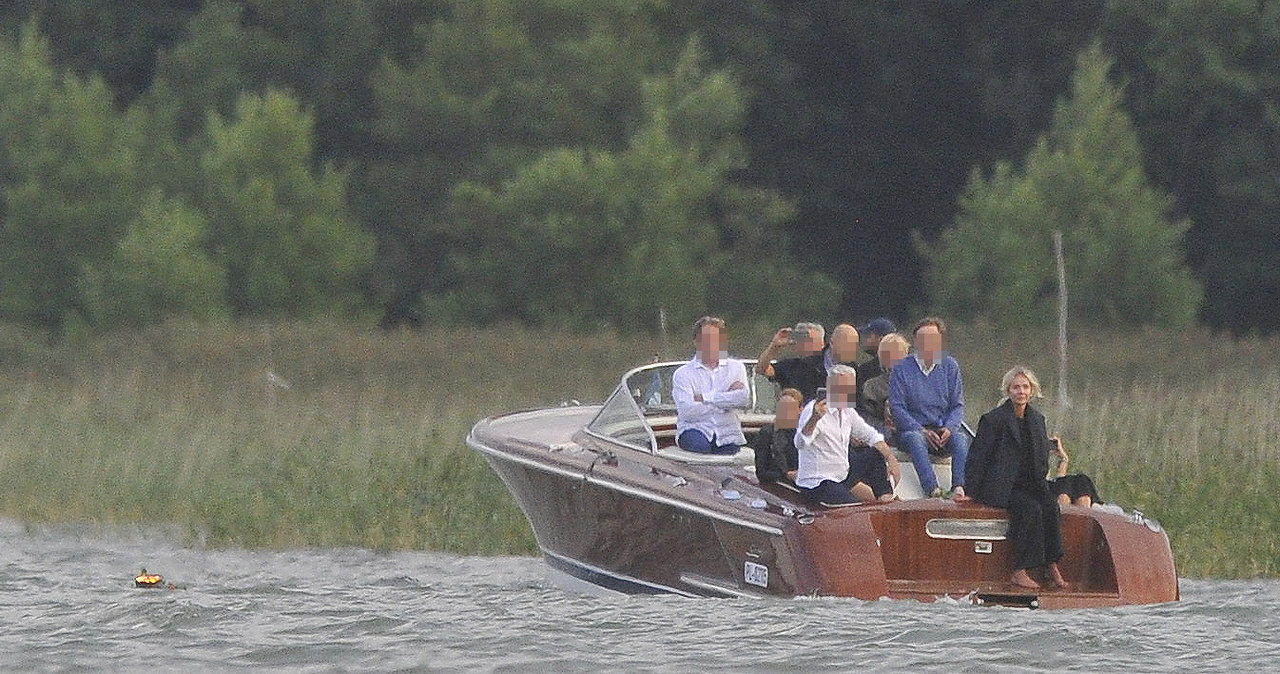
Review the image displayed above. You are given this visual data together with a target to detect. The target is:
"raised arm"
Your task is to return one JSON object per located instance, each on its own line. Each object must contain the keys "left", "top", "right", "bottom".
{"left": 794, "top": 399, "right": 824, "bottom": 450}
{"left": 1049, "top": 436, "right": 1069, "bottom": 478}
{"left": 754, "top": 327, "right": 791, "bottom": 377}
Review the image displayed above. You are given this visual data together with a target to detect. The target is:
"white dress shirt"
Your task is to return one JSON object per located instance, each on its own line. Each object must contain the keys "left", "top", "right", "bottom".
{"left": 794, "top": 400, "right": 885, "bottom": 489}
{"left": 672, "top": 354, "right": 750, "bottom": 446}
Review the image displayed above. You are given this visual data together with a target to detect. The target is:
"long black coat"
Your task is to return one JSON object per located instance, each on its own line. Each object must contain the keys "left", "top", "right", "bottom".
{"left": 966, "top": 399, "right": 1051, "bottom": 508}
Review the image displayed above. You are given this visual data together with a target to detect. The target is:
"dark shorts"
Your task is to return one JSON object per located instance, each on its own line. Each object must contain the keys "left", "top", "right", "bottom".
{"left": 801, "top": 479, "right": 860, "bottom": 505}
{"left": 1049, "top": 474, "right": 1101, "bottom": 503}
{"left": 801, "top": 447, "right": 893, "bottom": 505}
{"left": 847, "top": 446, "right": 893, "bottom": 498}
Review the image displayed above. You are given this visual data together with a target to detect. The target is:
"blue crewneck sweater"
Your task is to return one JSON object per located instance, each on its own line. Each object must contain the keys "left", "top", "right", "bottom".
{"left": 888, "top": 353, "right": 965, "bottom": 432}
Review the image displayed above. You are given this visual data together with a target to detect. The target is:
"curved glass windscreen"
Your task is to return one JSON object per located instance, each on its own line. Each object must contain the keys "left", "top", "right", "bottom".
{"left": 586, "top": 359, "right": 778, "bottom": 452}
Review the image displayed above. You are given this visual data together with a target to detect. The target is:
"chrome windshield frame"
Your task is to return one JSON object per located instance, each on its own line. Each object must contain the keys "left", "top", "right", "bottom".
{"left": 584, "top": 358, "right": 763, "bottom": 454}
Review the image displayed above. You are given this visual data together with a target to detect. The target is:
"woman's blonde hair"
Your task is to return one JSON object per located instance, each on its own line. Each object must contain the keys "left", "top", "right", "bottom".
{"left": 878, "top": 332, "right": 909, "bottom": 354}
{"left": 1000, "top": 366, "right": 1043, "bottom": 399}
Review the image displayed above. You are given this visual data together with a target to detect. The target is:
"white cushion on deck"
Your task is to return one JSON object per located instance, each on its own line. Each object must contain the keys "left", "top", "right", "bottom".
{"left": 656, "top": 446, "right": 755, "bottom": 465}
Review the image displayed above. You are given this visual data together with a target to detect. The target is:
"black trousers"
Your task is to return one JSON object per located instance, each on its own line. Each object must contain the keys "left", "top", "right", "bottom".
{"left": 847, "top": 446, "right": 892, "bottom": 498}
{"left": 1008, "top": 485, "right": 1065, "bottom": 570}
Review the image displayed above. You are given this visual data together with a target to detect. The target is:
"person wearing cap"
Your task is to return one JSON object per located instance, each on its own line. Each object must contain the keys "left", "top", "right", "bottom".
{"left": 856, "top": 317, "right": 897, "bottom": 395}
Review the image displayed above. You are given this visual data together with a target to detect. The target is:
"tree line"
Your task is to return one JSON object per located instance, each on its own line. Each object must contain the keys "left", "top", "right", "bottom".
{"left": 0, "top": 1, "right": 1272, "bottom": 338}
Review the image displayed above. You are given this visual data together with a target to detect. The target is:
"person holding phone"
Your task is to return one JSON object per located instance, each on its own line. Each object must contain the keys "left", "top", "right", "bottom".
{"left": 794, "top": 365, "right": 901, "bottom": 505}
{"left": 965, "top": 366, "right": 1070, "bottom": 590}
{"left": 754, "top": 322, "right": 826, "bottom": 400}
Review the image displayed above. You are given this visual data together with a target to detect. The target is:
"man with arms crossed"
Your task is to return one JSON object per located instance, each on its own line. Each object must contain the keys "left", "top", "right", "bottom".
{"left": 673, "top": 316, "right": 751, "bottom": 455}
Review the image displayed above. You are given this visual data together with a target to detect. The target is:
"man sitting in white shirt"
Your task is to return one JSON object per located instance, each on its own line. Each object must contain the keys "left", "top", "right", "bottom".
{"left": 795, "top": 365, "right": 901, "bottom": 504}
{"left": 672, "top": 316, "right": 751, "bottom": 455}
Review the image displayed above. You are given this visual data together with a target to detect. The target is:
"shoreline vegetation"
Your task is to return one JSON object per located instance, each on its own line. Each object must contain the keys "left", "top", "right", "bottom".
{"left": 0, "top": 319, "right": 1274, "bottom": 578}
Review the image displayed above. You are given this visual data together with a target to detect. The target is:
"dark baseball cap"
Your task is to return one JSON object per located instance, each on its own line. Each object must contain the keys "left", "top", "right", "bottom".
{"left": 860, "top": 317, "right": 896, "bottom": 336}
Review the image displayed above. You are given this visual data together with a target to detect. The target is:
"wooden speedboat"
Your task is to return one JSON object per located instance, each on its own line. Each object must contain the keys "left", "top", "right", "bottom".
{"left": 466, "top": 360, "right": 1178, "bottom": 608}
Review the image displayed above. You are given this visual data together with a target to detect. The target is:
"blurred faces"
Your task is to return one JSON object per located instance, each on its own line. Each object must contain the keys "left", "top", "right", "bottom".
{"left": 775, "top": 389, "right": 803, "bottom": 429}
{"left": 878, "top": 337, "right": 908, "bottom": 371}
{"left": 914, "top": 324, "right": 943, "bottom": 365}
{"left": 826, "top": 372, "right": 857, "bottom": 408}
{"left": 695, "top": 323, "right": 725, "bottom": 362}
{"left": 1007, "top": 374, "right": 1034, "bottom": 407}
{"left": 861, "top": 331, "right": 883, "bottom": 356}
{"left": 828, "top": 324, "right": 859, "bottom": 362}
{"left": 793, "top": 329, "right": 823, "bottom": 357}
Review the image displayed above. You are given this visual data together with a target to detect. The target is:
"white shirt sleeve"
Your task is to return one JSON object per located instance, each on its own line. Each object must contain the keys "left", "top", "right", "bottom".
{"left": 794, "top": 400, "right": 817, "bottom": 450}
{"left": 673, "top": 365, "right": 716, "bottom": 423}
{"left": 848, "top": 408, "right": 885, "bottom": 447}
{"left": 706, "top": 360, "right": 752, "bottom": 410}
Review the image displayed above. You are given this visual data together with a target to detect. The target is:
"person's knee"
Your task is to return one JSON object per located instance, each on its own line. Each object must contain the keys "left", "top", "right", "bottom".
{"left": 1057, "top": 493, "right": 1071, "bottom": 506}
{"left": 900, "top": 430, "right": 927, "bottom": 452}
{"left": 677, "top": 430, "right": 711, "bottom": 452}
{"left": 1075, "top": 496, "right": 1093, "bottom": 507}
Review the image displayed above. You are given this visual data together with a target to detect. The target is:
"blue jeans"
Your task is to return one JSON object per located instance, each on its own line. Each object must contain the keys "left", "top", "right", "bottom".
{"left": 900, "top": 428, "right": 970, "bottom": 493}
{"left": 677, "top": 429, "right": 740, "bottom": 455}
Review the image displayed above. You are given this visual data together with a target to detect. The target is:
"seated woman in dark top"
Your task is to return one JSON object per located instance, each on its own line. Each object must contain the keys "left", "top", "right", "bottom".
{"left": 753, "top": 388, "right": 803, "bottom": 484}
{"left": 965, "top": 366, "right": 1070, "bottom": 591}
{"left": 1047, "top": 439, "right": 1102, "bottom": 507}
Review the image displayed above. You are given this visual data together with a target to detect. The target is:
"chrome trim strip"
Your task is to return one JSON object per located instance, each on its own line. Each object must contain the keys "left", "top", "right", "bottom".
{"left": 466, "top": 432, "right": 785, "bottom": 536}
{"left": 543, "top": 550, "right": 696, "bottom": 597}
{"left": 925, "top": 518, "right": 1009, "bottom": 540}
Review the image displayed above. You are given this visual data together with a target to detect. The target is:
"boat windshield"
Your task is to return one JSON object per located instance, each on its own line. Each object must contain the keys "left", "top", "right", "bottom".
{"left": 585, "top": 360, "right": 778, "bottom": 452}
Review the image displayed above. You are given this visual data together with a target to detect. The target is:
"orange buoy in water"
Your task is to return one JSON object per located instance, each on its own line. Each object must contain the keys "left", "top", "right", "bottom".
{"left": 134, "top": 568, "right": 164, "bottom": 588}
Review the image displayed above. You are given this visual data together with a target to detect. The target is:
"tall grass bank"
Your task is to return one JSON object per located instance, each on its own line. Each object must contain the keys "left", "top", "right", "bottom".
{"left": 0, "top": 320, "right": 1272, "bottom": 577}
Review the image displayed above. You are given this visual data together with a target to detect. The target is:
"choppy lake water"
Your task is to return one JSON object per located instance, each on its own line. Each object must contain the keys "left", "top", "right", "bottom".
{"left": 0, "top": 519, "right": 1275, "bottom": 672}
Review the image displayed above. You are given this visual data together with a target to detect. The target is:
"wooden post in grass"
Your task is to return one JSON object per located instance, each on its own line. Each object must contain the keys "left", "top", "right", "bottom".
{"left": 1053, "top": 230, "right": 1069, "bottom": 412}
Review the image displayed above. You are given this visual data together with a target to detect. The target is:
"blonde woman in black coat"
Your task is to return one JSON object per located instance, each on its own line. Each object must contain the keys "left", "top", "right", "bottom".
{"left": 965, "top": 366, "right": 1070, "bottom": 590}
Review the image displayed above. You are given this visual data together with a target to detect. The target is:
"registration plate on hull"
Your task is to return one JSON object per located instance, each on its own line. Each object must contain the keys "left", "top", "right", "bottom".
{"left": 744, "top": 561, "right": 769, "bottom": 588}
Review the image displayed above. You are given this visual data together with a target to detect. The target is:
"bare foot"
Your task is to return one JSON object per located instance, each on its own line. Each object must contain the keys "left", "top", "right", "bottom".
{"left": 951, "top": 486, "right": 970, "bottom": 502}
{"left": 1011, "top": 569, "right": 1041, "bottom": 589}
{"left": 1047, "top": 563, "right": 1071, "bottom": 590}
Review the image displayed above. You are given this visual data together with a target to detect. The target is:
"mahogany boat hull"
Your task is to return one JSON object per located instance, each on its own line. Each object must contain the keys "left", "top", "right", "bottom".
{"left": 467, "top": 405, "right": 1178, "bottom": 608}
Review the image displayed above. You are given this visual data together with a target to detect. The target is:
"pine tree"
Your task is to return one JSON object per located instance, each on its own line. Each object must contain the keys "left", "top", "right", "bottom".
{"left": 923, "top": 42, "right": 1202, "bottom": 329}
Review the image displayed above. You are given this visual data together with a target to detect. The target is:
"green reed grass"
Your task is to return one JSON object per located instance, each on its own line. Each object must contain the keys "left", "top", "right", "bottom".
{"left": 0, "top": 319, "right": 1273, "bottom": 577}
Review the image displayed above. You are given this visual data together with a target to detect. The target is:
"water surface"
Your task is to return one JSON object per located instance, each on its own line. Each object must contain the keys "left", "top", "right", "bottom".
{"left": 0, "top": 520, "right": 1273, "bottom": 672}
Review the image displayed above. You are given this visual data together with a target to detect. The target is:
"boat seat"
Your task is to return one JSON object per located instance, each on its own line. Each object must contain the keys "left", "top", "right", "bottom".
{"left": 656, "top": 445, "right": 755, "bottom": 466}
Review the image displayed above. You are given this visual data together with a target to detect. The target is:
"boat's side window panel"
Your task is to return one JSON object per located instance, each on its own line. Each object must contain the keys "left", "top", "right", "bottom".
{"left": 750, "top": 371, "right": 778, "bottom": 415}
{"left": 587, "top": 386, "right": 655, "bottom": 451}
{"left": 628, "top": 365, "right": 678, "bottom": 415}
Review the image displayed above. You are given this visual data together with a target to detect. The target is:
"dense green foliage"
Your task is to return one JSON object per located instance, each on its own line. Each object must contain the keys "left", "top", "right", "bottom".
{"left": 3, "top": 1, "right": 1280, "bottom": 334}
{"left": 926, "top": 45, "right": 1202, "bottom": 328}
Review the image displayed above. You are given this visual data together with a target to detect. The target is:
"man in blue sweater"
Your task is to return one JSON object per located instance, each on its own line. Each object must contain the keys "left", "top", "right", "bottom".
{"left": 889, "top": 317, "right": 970, "bottom": 499}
